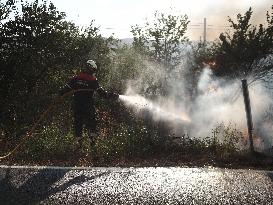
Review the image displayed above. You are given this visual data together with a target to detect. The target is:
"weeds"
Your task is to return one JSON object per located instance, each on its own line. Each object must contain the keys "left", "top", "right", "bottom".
{"left": 16, "top": 125, "right": 75, "bottom": 160}
{"left": 0, "top": 115, "right": 255, "bottom": 167}
{"left": 207, "top": 123, "right": 245, "bottom": 159}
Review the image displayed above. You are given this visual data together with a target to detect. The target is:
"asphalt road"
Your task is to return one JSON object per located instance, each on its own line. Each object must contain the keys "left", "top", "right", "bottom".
{"left": 0, "top": 165, "right": 273, "bottom": 205}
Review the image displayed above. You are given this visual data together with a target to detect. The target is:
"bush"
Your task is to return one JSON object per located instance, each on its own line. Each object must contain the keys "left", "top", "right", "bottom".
{"left": 206, "top": 123, "right": 244, "bottom": 158}
{"left": 17, "top": 125, "right": 75, "bottom": 160}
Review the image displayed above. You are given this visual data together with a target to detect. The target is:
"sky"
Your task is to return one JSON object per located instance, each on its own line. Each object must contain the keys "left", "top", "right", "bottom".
{"left": 48, "top": 0, "right": 272, "bottom": 41}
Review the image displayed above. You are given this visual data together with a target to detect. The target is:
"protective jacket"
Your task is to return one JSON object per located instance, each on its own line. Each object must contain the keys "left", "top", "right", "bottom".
{"left": 60, "top": 72, "right": 115, "bottom": 112}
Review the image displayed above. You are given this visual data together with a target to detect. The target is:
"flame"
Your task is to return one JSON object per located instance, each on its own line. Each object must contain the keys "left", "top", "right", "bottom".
{"left": 242, "top": 128, "right": 265, "bottom": 150}
{"left": 203, "top": 60, "right": 218, "bottom": 69}
{"left": 242, "top": 128, "right": 249, "bottom": 145}
{"left": 207, "top": 84, "right": 218, "bottom": 93}
{"left": 203, "top": 84, "right": 224, "bottom": 96}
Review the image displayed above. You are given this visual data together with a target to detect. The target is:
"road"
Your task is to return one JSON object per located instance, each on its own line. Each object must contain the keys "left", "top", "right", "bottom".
{"left": 0, "top": 165, "right": 273, "bottom": 204}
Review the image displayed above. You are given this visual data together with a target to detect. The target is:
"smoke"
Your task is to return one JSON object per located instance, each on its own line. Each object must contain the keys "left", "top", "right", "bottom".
{"left": 189, "top": 68, "right": 245, "bottom": 138}
{"left": 119, "top": 53, "right": 273, "bottom": 151}
{"left": 189, "top": 67, "right": 273, "bottom": 151}
{"left": 184, "top": 0, "right": 272, "bottom": 41}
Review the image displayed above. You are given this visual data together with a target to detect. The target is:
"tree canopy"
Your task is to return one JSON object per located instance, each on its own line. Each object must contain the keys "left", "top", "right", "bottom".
{"left": 131, "top": 11, "right": 189, "bottom": 69}
{"left": 213, "top": 7, "right": 273, "bottom": 84}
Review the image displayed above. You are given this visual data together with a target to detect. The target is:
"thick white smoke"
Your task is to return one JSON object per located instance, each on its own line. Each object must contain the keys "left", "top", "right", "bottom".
{"left": 189, "top": 68, "right": 273, "bottom": 151}
{"left": 119, "top": 56, "right": 273, "bottom": 152}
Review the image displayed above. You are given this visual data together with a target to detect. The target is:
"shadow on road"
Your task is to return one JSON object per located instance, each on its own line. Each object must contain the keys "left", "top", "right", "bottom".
{"left": 267, "top": 172, "right": 273, "bottom": 182}
{"left": 0, "top": 167, "right": 109, "bottom": 205}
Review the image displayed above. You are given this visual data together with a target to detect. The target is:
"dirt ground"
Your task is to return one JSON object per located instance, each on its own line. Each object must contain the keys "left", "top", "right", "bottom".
{"left": 1, "top": 151, "right": 272, "bottom": 171}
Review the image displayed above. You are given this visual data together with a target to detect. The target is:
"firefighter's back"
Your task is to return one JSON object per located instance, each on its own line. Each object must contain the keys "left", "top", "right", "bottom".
{"left": 70, "top": 72, "right": 99, "bottom": 111}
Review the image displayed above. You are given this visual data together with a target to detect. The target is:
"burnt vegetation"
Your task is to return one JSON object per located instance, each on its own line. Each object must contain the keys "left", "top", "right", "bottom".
{"left": 0, "top": 0, "right": 273, "bottom": 168}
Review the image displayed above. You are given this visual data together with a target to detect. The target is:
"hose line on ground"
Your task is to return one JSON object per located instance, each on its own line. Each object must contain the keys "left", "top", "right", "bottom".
{"left": 0, "top": 89, "right": 94, "bottom": 160}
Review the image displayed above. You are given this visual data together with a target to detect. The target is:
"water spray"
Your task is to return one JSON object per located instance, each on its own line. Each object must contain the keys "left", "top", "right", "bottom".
{"left": 119, "top": 94, "right": 191, "bottom": 123}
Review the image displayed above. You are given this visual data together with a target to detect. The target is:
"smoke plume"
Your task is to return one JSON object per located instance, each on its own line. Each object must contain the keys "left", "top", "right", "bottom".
{"left": 119, "top": 53, "right": 273, "bottom": 152}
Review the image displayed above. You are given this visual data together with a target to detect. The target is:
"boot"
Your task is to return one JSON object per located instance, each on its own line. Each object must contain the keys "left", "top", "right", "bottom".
{"left": 75, "top": 137, "right": 84, "bottom": 149}
{"left": 88, "top": 132, "right": 97, "bottom": 147}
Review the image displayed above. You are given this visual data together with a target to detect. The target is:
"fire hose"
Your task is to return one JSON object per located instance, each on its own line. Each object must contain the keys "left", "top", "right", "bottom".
{"left": 0, "top": 89, "right": 95, "bottom": 161}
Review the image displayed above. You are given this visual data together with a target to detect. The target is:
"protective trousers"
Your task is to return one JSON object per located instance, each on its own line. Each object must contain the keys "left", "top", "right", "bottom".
{"left": 74, "top": 106, "right": 97, "bottom": 140}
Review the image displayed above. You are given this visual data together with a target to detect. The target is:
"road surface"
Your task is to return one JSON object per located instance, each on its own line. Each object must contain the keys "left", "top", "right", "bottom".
{"left": 0, "top": 165, "right": 273, "bottom": 204}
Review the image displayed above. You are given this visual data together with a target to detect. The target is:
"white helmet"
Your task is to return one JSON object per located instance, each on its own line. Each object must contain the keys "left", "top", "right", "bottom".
{"left": 86, "top": 60, "right": 97, "bottom": 69}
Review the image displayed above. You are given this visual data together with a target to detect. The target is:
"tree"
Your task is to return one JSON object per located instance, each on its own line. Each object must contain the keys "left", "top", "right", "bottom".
{"left": 0, "top": 0, "right": 117, "bottom": 140}
{"left": 71, "top": 21, "right": 119, "bottom": 83}
{"left": 0, "top": 0, "right": 16, "bottom": 23}
{"left": 131, "top": 11, "right": 189, "bottom": 69}
{"left": 213, "top": 6, "right": 273, "bottom": 85}
{"left": 131, "top": 11, "right": 189, "bottom": 97}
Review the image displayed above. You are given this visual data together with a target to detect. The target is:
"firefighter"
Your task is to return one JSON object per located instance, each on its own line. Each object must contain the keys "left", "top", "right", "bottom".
{"left": 59, "top": 60, "right": 119, "bottom": 146}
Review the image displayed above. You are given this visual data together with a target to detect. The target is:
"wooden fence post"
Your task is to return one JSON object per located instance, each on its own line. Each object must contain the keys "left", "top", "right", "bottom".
{"left": 241, "top": 79, "right": 254, "bottom": 153}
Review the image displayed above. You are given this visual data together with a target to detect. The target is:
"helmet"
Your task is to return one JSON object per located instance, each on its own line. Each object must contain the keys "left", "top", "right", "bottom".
{"left": 86, "top": 60, "right": 97, "bottom": 70}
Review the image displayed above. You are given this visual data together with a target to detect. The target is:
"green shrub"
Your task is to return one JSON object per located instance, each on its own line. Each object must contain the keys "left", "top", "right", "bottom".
{"left": 18, "top": 125, "right": 74, "bottom": 160}
{"left": 207, "top": 123, "right": 244, "bottom": 158}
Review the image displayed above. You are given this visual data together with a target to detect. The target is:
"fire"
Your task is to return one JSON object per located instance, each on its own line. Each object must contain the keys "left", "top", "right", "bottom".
{"left": 203, "top": 84, "right": 224, "bottom": 96}
{"left": 207, "top": 84, "right": 218, "bottom": 93}
{"left": 208, "top": 61, "right": 216, "bottom": 67}
{"left": 203, "top": 60, "right": 218, "bottom": 69}
{"left": 242, "top": 128, "right": 265, "bottom": 150}
{"left": 242, "top": 128, "right": 249, "bottom": 145}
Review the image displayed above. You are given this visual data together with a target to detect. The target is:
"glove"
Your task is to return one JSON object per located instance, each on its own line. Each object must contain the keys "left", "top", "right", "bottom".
{"left": 108, "top": 92, "right": 119, "bottom": 100}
